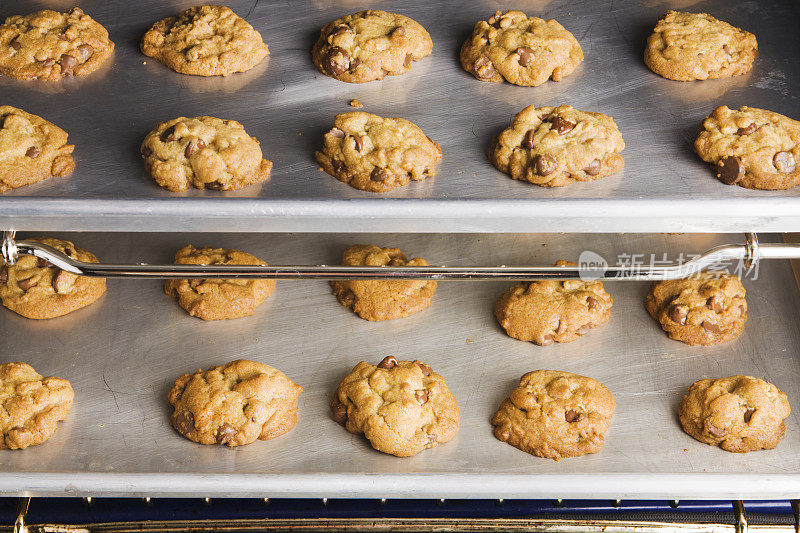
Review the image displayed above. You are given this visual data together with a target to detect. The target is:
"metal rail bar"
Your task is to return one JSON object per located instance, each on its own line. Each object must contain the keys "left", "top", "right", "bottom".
{"left": 4, "top": 232, "right": 800, "bottom": 282}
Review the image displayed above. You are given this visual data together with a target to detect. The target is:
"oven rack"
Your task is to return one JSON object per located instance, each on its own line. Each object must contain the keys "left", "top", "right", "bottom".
{"left": 4, "top": 231, "right": 799, "bottom": 281}
{"left": 6, "top": 497, "right": 800, "bottom": 532}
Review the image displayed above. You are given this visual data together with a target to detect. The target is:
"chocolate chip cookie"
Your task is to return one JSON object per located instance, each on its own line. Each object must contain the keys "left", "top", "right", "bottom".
{"left": 0, "top": 106, "right": 75, "bottom": 192}
{"left": 164, "top": 245, "right": 276, "bottom": 321}
{"left": 312, "top": 10, "right": 432, "bottom": 83}
{"left": 0, "top": 237, "right": 106, "bottom": 320}
{"left": 0, "top": 362, "right": 74, "bottom": 450}
{"left": 679, "top": 375, "right": 790, "bottom": 453}
{"left": 494, "top": 261, "right": 613, "bottom": 345}
{"left": 168, "top": 359, "right": 303, "bottom": 447}
{"left": 140, "top": 5, "right": 268, "bottom": 77}
{"left": 141, "top": 116, "right": 272, "bottom": 192}
{"left": 331, "top": 244, "right": 436, "bottom": 321}
{"left": 646, "top": 272, "right": 747, "bottom": 346}
{"left": 644, "top": 11, "right": 757, "bottom": 81}
{"left": 490, "top": 105, "right": 625, "bottom": 187}
{"left": 492, "top": 370, "right": 616, "bottom": 461}
{"left": 695, "top": 105, "right": 800, "bottom": 190}
{"left": 460, "top": 10, "right": 583, "bottom": 87}
{"left": 331, "top": 357, "right": 459, "bottom": 457}
{"left": 315, "top": 111, "right": 442, "bottom": 192}
{"left": 0, "top": 7, "right": 114, "bottom": 81}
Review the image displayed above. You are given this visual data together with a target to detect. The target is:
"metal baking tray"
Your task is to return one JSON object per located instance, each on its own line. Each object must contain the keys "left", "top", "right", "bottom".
{"left": 1, "top": 0, "right": 800, "bottom": 233}
{"left": 1, "top": 232, "right": 799, "bottom": 499}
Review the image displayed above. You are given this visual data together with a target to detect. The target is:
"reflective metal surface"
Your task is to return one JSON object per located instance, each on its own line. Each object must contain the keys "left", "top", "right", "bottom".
{"left": 1, "top": 0, "right": 799, "bottom": 232}
{"left": 0, "top": 232, "right": 799, "bottom": 498}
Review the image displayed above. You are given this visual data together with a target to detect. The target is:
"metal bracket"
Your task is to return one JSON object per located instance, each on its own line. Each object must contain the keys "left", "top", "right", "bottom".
{"left": 733, "top": 500, "right": 748, "bottom": 533}
{"left": 4, "top": 231, "right": 800, "bottom": 281}
{"left": 13, "top": 497, "right": 29, "bottom": 533}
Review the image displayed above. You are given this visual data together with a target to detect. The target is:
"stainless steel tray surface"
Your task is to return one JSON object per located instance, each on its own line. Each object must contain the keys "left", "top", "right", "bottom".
{"left": 1, "top": 232, "right": 799, "bottom": 499}
{"left": 1, "top": 0, "right": 800, "bottom": 233}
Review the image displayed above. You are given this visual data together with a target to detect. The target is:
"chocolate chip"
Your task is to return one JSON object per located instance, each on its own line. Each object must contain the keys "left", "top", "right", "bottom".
{"left": 9, "top": 37, "right": 20, "bottom": 51}
{"left": 160, "top": 125, "right": 178, "bottom": 142}
{"left": 140, "top": 145, "right": 152, "bottom": 158}
{"left": 17, "top": 276, "right": 38, "bottom": 291}
{"left": 329, "top": 128, "right": 345, "bottom": 139}
{"left": 587, "top": 297, "right": 599, "bottom": 310}
{"left": 516, "top": 46, "right": 533, "bottom": 66}
{"left": 340, "top": 289, "right": 355, "bottom": 306}
{"left": 70, "top": 7, "right": 84, "bottom": 16}
{"left": 540, "top": 334, "right": 554, "bottom": 346}
{"left": 522, "top": 129, "right": 536, "bottom": 149}
{"left": 415, "top": 389, "right": 428, "bottom": 404}
{"left": 404, "top": 53, "right": 413, "bottom": 68}
{"left": 548, "top": 116, "right": 575, "bottom": 135}
{"left": 351, "top": 134, "right": 363, "bottom": 152}
{"left": 0, "top": 268, "right": 7, "bottom": 284}
{"left": 52, "top": 270, "right": 77, "bottom": 294}
{"left": 330, "top": 24, "right": 352, "bottom": 38}
{"left": 702, "top": 321, "right": 724, "bottom": 334}
{"left": 36, "top": 258, "right": 53, "bottom": 268}
{"left": 322, "top": 46, "right": 350, "bottom": 76}
{"left": 533, "top": 154, "right": 557, "bottom": 176}
{"left": 392, "top": 26, "right": 406, "bottom": 37}
{"left": 25, "top": 146, "right": 40, "bottom": 158}
{"left": 58, "top": 33, "right": 68, "bottom": 41}
{"left": 705, "top": 420, "right": 725, "bottom": 438}
{"left": 174, "top": 411, "right": 195, "bottom": 435}
{"left": 473, "top": 56, "right": 495, "bottom": 79}
{"left": 370, "top": 167, "right": 388, "bottom": 182}
{"left": 723, "top": 44, "right": 732, "bottom": 54}
{"left": 76, "top": 44, "right": 94, "bottom": 61}
{"left": 565, "top": 410, "right": 582, "bottom": 423}
{"left": 716, "top": 156, "right": 743, "bottom": 185}
{"left": 583, "top": 159, "right": 602, "bottom": 176}
{"left": 737, "top": 123, "right": 756, "bottom": 136}
{"left": 418, "top": 363, "right": 432, "bottom": 376}
{"left": 377, "top": 356, "right": 397, "bottom": 369}
{"left": 744, "top": 407, "right": 756, "bottom": 423}
{"left": 332, "top": 400, "right": 347, "bottom": 424}
{"left": 189, "top": 279, "right": 202, "bottom": 289}
{"left": 205, "top": 181, "right": 224, "bottom": 191}
{"left": 388, "top": 258, "right": 403, "bottom": 266}
{"left": 59, "top": 54, "right": 78, "bottom": 75}
{"left": 707, "top": 294, "right": 724, "bottom": 313}
{"left": 184, "top": 138, "right": 206, "bottom": 158}
{"left": 576, "top": 324, "right": 592, "bottom": 335}
{"left": 669, "top": 304, "right": 689, "bottom": 325}
{"left": 332, "top": 159, "right": 346, "bottom": 173}
{"left": 773, "top": 151, "right": 796, "bottom": 174}
{"left": 216, "top": 423, "right": 236, "bottom": 445}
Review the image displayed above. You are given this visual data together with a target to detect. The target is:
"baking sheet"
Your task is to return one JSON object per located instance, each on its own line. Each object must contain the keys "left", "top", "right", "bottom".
{"left": 1, "top": 0, "right": 800, "bottom": 233}
{"left": 1, "top": 232, "right": 799, "bottom": 498}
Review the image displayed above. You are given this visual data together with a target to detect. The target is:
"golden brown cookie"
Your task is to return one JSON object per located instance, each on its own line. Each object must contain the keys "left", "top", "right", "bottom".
{"left": 679, "top": 375, "right": 790, "bottom": 453}
{"left": 312, "top": 10, "right": 432, "bottom": 83}
{"left": 644, "top": 11, "right": 757, "bottom": 81}
{"left": 164, "top": 245, "right": 276, "bottom": 321}
{"left": 140, "top": 5, "right": 268, "bottom": 77}
{"left": 460, "top": 10, "right": 582, "bottom": 87}
{"left": 168, "top": 359, "right": 302, "bottom": 447}
{"left": 140, "top": 116, "right": 272, "bottom": 192}
{"left": 489, "top": 105, "right": 625, "bottom": 187}
{"left": 494, "top": 261, "right": 613, "bottom": 345}
{"left": 0, "top": 106, "right": 75, "bottom": 193}
{"left": 492, "top": 370, "right": 616, "bottom": 460}
{"left": 0, "top": 362, "right": 74, "bottom": 450}
{"left": 331, "top": 245, "right": 436, "bottom": 321}
{"left": 695, "top": 106, "right": 800, "bottom": 190}
{"left": 331, "top": 356, "right": 459, "bottom": 457}
{"left": 315, "top": 111, "right": 442, "bottom": 193}
{"left": 645, "top": 272, "right": 747, "bottom": 346}
{"left": 0, "top": 7, "right": 114, "bottom": 81}
{"left": 0, "top": 237, "right": 106, "bottom": 320}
